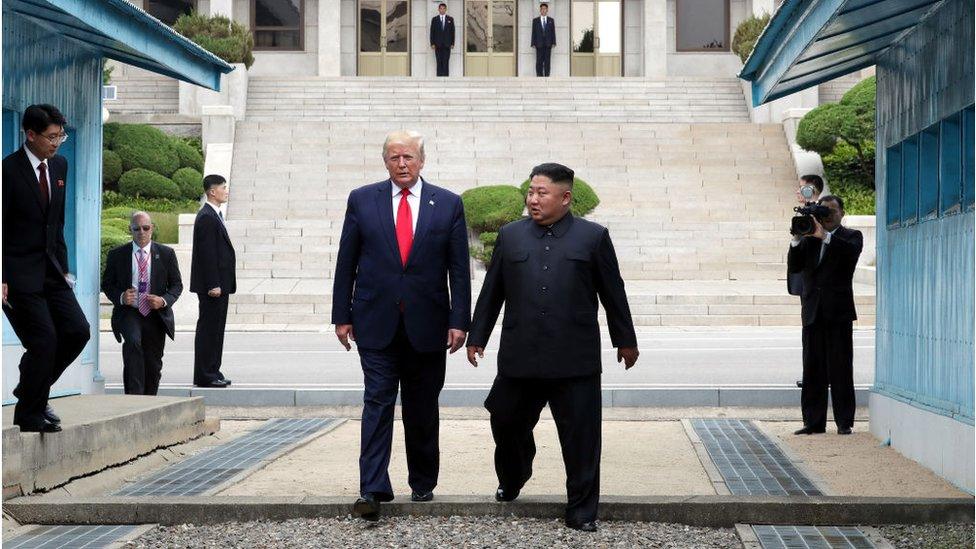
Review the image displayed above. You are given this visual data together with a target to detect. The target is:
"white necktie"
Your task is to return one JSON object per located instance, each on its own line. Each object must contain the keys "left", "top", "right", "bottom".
{"left": 441, "top": 16, "right": 445, "bottom": 28}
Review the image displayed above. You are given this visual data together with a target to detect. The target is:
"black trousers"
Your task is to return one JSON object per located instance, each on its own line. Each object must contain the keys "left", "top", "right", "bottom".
{"left": 193, "top": 293, "right": 228, "bottom": 385}
{"left": 3, "top": 265, "right": 90, "bottom": 424}
{"left": 801, "top": 317, "right": 855, "bottom": 430}
{"left": 357, "top": 319, "right": 446, "bottom": 499}
{"left": 485, "top": 373, "right": 602, "bottom": 524}
{"left": 535, "top": 46, "right": 552, "bottom": 76}
{"left": 118, "top": 308, "right": 167, "bottom": 395}
{"left": 434, "top": 46, "right": 451, "bottom": 76}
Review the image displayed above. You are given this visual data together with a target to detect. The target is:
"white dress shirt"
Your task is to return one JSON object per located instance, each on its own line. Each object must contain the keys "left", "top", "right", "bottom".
{"left": 541, "top": 15, "right": 548, "bottom": 29}
{"left": 440, "top": 14, "right": 446, "bottom": 28}
{"left": 790, "top": 227, "right": 836, "bottom": 265}
{"left": 205, "top": 201, "right": 225, "bottom": 224}
{"left": 392, "top": 178, "right": 422, "bottom": 233}
{"left": 23, "top": 146, "right": 51, "bottom": 198}
{"left": 122, "top": 241, "right": 166, "bottom": 307}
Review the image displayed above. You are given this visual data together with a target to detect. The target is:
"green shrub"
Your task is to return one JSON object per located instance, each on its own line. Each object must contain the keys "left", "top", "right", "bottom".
{"left": 479, "top": 232, "right": 498, "bottom": 246}
{"left": 823, "top": 141, "right": 875, "bottom": 189}
{"left": 112, "top": 124, "right": 180, "bottom": 176}
{"left": 102, "top": 190, "right": 199, "bottom": 213}
{"left": 118, "top": 168, "right": 181, "bottom": 200}
{"left": 102, "top": 149, "right": 123, "bottom": 190}
{"left": 172, "top": 138, "right": 204, "bottom": 172}
{"left": 172, "top": 167, "right": 204, "bottom": 200}
{"left": 828, "top": 179, "right": 875, "bottom": 216}
{"left": 103, "top": 122, "right": 121, "bottom": 146}
{"left": 102, "top": 206, "right": 137, "bottom": 221}
{"left": 797, "top": 77, "right": 876, "bottom": 184}
{"left": 519, "top": 177, "right": 600, "bottom": 217}
{"left": 101, "top": 221, "right": 131, "bottom": 271}
{"left": 732, "top": 12, "right": 770, "bottom": 63}
{"left": 461, "top": 185, "right": 526, "bottom": 233}
{"left": 174, "top": 13, "right": 255, "bottom": 68}
{"left": 148, "top": 211, "right": 180, "bottom": 243}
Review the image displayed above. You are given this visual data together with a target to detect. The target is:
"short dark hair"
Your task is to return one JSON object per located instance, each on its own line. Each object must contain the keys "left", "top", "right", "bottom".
{"left": 800, "top": 174, "right": 824, "bottom": 194}
{"left": 203, "top": 174, "right": 226, "bottom": 193}
{"left": 439, "top": 2, "right": 446, "bottom": 7}
{"left": 22, "top": 104, "right": 67, "bottom": 134}
{"left": 540, "top": 2, "right": 549, "bottom": 8}
{"left": 530, "top": 162, "right": 574, "bottom": 187}
{"left": 819, "top": 194, "right": 844, "bottom": 211}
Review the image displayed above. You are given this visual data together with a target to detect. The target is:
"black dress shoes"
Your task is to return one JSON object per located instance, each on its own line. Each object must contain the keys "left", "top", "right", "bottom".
{"left": 494, "top": 487, "right": 519, "bottom": 502}
{"left": 196, "top": 380, "right": 230, "bottom": 388}
{"left": 43, "top": 405, "right": 61, "bottom": 424}
{"left": 221, "top": 378, "right": 232, "bottom": 386}
{"left": 17, "top": 418, "right": 62, "bottom": 433}
{"left": 566, "top": 520, "right": 598, "bottom": 532}
{"left": 838, "top": 427, "right": 853, "bottom": 435}
{"left": 411, "top": 491, "right": 434, "bottom": 502}
{"left": 794, "top": 426, "right": 826, "bottom": 435}
{"left": 353, "top": 494, "right": 380, "bottom": 521}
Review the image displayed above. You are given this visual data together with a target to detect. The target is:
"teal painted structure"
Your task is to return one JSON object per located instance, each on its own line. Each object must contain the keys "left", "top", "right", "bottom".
{"left": 2, "top": 0, "right": 231, "bottom": 401}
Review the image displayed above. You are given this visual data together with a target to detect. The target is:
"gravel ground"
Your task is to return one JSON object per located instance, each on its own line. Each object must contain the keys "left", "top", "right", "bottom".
{"left": 126, "top": 517, "right": 740, "bottom": 548}
{"left": 878, "top": 523, "right": 975, "bottom": 549}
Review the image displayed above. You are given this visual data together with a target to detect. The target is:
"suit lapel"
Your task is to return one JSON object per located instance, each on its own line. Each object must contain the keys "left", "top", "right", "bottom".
{"left": 47, "top": 158, "right": 64, "bottom": 221}
{"left": 374, "top": 180, "right": 402, "bottom": 264}
{"left": 150, "top": 242, "right": 165, "bottom": 294}
{"left": 16, "top": 148, "right": 46, "bottom": 213}
{"left": 406, "top": 180, "right": 436, "bottom": 269}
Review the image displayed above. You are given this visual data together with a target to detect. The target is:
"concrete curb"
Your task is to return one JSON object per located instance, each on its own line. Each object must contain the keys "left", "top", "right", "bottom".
{"left": 105, "top": 386, "right": 873, "bottom": 408}
{"left": 4, "top": 496, "right": 972, "bottom": 527}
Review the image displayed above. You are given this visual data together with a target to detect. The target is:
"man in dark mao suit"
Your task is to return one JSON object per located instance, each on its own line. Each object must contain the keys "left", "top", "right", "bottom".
{"left": 430, "top": 3, "right": 455, "bottom": 76}
{"left": 531, "top": 3, "right": 556, "bottom": 76}
{"left": 467, "top": 162, "right": 639, "bottom": 532}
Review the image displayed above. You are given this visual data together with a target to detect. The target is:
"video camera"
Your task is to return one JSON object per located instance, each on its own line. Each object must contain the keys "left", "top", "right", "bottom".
{"left": 791, "top": 202, "right": 832, "bottom": 236}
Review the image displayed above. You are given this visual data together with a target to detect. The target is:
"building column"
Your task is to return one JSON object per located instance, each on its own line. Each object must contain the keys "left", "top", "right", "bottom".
{"left": 319, "top": 0, "right": 342, "bottom": 76}
{"left": 643, "top": 0, "right": 667, "bottom": 78}
{"left": 751, "top": 0, "right": 775, "bottom": 17}
{"left": 209, "top": 0, "right": 233, "bottom": 18}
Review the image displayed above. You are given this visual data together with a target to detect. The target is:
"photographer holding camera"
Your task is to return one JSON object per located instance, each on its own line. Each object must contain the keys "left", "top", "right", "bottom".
{"left": 788, "top": 195, "right": 863, "bottom": 436}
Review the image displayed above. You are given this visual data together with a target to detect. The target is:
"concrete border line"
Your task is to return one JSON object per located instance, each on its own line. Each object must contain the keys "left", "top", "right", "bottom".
{"left": 680, "top": 419, "right": 731, "bottom": 495}
{"left": 203, "top": 418, "right": 347, "bottom": 496}
{"left": 106, "top": 524, "right": 158, "bottom": 548}
{"left": 750, "top": 420, "right": 833, "bottom": 495}
{"left": 859, "top": 526, "right": 896, "bottom": 549}
{"left": 734, "top": 523, "right": 762, "bottom": 549}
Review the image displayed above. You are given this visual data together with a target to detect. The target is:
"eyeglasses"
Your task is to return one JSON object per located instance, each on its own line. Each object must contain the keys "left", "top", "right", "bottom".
{"left": 130, "top": 225, "right": 153, "bottom": 232}
{"left": 35, "top": 131, "right": 68, "bottom": 145}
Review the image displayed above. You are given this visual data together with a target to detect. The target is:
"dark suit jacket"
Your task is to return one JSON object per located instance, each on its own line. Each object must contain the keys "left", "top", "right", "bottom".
{"left": 430, "top": 15, "right": 455, "bottom": 48}
{"left": 101, "top": 241, "right": 183, "bottom": 341}
{"left": 2, "top": 147, "right": 69, "bottom": 292}
{"left": 531, "top": 16, "right": 556, "bottom": 48}
{"left": 787, "top": 225, "right": 863, "bottom": 326}
{"left": 189, "top": 205, "right": 236, "bottom": 295}
{"left": 331, "top": 178, "right": 471, "bottom": 353}
{"left": 468, "top": 214, "right": 637, "bottom": 378}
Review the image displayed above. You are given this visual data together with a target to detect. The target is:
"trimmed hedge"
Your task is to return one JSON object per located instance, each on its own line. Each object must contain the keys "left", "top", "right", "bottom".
{"left": 103, "top": 149, "right": 123, "bottom": 189}
{"left": 519, "top": 177, "right": 600, "bottom": 217}
{"left": 103, "top": 123, "right": 121, "bottom": 145}
{"left": 174, "top": 14, "right": 255, "bottom": 68}
{"left": 172, "top": 167, "right": 204, "bottom": 200}
{"left": 112, "top": 125, "right": 180, "bottom": 177}
{"left": 173, "top": 139, "right": 205, "bottom": 172}
{"left": 101, "top": 221, "right": 130, "bottom": 271}
{"left": 118, "top": 168, "right": 181, "bottom": 200}
{"left": 732, "top": 13, "right": 770, "bottom": 63}
{"left": 102, "top": 190, "right": 199, "bottom": 213}
{"left": 461, "top": 185, "right": 526, "bottom": 233}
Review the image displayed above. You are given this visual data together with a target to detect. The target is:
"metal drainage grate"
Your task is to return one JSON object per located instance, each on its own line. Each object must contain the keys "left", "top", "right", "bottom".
{"left": 691, "top": 418, "right": 822, "bottom": 496}
{"left": 752, "top": 525, "right": 877, "bottom": 549}
{"left": 115, "top": 417, "right": 340, "bottom": 496}
{"left": 4, "top": 525, "right": 141, "bottom": 549}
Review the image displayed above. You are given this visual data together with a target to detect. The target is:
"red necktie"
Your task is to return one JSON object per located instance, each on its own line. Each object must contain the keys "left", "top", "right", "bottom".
{"left": 38, "top": 162, "right": 50, "bottom": 206}
{"left": 396, "top": 189, "right": 413, "bottom": 266}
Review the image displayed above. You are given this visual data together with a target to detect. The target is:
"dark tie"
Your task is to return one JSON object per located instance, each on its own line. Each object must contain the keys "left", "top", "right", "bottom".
{"left": 396, "top": 189, "right": 413, "bottom": 266}
{"left": 38, "top": 162, "right": 50, "bottom": 206}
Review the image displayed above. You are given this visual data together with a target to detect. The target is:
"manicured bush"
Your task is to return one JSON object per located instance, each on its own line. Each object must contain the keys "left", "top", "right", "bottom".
{"left": 101, "top": 220, "right": 131, "bottom": 271}
{"left": 102, "top": 206, "right": 137, "bottom": 221}
{"left": 172, "top": 167, "right": 204, "bottom": 200}
{"left": 461, "top": 185, "right": 526, "bottom": 233}
{"left": 102, "top": 190, "right": 199, "bottom": 213}
{"left": 519, "top": 177, "right": 600, "bottom": 218}
{"left": 479, "top": 232, "right": 498, "bottom": 246}
{"left": 118, "top": 168, "right": 181, "bottom": 200}
{"left": 797, "top": 77, "right": 876, "bottom": 183}
{"left": 102, "top": 149, "right": 123, "bottom": 190}
{"left": 732, "top": 12, "right": 770, "bottom": 63}
{"left": 112, "top": 124, "right": 180, "bottom": 177}
{"left": 103, "top": 122, "right": 121, "bottom": 145}
{"left": 174, "top": 13, "right": 255, "bottom": 68}
{"left": 828, "top": 179, "right": 875, "bottom": 216}
{"left": 172, "top": 138, "right": 204, "bottom": 172}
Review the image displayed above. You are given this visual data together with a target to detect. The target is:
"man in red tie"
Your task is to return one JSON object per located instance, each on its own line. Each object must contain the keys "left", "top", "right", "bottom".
{"left": 2, "top": 104, "right": 90, "bottom": 432}
{"left": 332, "top": 130, "right": 471, "bottom": 521}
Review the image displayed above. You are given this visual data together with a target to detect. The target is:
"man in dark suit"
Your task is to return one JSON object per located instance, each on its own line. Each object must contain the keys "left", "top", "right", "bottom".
{"left": 101, "top": 211, "right": 183, "bottom": 395}
{"left": 787, "top": 195, "right": 862, "bottom": 436}
{"left": 430, "top": 3, "right": 455, "bottom": 77}
{"left": 190, "top": 174, "right": 236, "bottom": 388}
{"left": 467, "top": 163, "right": 639, "bottom": 532}
{"left": 332, "top": 130, "right": 470, "bottom": 520}
{"left": 531, "top": 3, "right": 556, "bottom": 77}
{"left": 2, "top": 104, "right": 90, "bottom": 433}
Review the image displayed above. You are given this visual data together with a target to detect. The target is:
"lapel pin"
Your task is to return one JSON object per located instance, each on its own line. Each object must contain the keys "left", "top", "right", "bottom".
{"left": 57, "top": 179, "right": 64, "bottom": 187}
{"left": 429, "top": 200, "right": 435, "bottom": 206}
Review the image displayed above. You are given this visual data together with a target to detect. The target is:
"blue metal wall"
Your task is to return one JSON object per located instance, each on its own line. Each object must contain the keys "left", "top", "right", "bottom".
{"left": 1, "top": 11, "right": 103, "bottom": 398}
{"left": 875, "top": 0, "right": 975, "bottom": 423}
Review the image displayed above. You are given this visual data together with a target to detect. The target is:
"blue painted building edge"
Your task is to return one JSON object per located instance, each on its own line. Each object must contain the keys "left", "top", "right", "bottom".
{"left": 872, "top": 385, "right": 975, "bottom": 426}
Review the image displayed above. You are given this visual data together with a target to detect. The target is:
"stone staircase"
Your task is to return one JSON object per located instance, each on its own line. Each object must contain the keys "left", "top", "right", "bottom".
{"left": 104, "top": 63, "right": 179, "bottom": 115}
{"left": 164, "top": 77, "right": 874, "bottom": 330}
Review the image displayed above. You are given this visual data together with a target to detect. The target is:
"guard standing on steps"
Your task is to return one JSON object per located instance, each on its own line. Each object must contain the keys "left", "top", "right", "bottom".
{"left": 467, "top": 162, "right": 639, "bottom": 533}
{"left": 430, "top": 3, "right": 455, "bottom": 77}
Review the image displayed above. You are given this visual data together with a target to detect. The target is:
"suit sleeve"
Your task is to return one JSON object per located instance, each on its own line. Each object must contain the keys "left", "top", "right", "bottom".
{"left": 467, "top": 229, "right": 506, "bottom": 348}
{"left": 331, "top": 193, "right": 362, "bottom": 325}
{"left": 594, "top": 229, "right": 637, "bottom": 349}
{"left": 430, "top": 18, "right": 435, "bottom": 46}
{"left": 787, "top": 237, "right": 811, "bottom": 274}
{"left": 160, "top": 248, "right": 184, "bottom": 307}
{"left": 193, "top": 215, "right": 221, "bottom": 292}
{"left": 450, "top": 19, "right": 455, "bottom": 47}
{"left": 56, "top": 159, "right": 69, "bottom": 273}
{"left": 2, "top": 160, "right": 8, "bottom": 285}
{"left": 101, "top": 248, "right": 125, "bottom": 307}
{"left": 551, "top": 19, "right": 556, "bottom": 46}
{"left": 447, "top": 196, "right": 471, "bottom": 331}
{"left": 829, "top": 229, "right": 863, "bottom": 271}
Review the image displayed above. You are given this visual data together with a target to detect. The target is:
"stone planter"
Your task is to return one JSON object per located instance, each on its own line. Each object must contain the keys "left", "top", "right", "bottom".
{"left": 179, "top": 62, "right": 248, "bottom": 121}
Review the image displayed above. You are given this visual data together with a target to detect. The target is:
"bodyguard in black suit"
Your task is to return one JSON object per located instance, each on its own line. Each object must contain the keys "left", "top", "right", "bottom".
{"left": 429, "top": 3, "right": 455, "bottom": 77}
{"left": 787, "top": 195, "right": 862, "bottom": 436}
{"left": 2, "top": 104, "right": 90, "bottom": 433}
{"left": 467, "top": 163, "right": 638, "bottom": 532}
{"left": 101, "top": 212, "right": 183, "bottom": 395}
{"left": 190, "top": 175, "right": 236, "bottom": 388}
{"left": 531, "top": 3, "right": 557, "bottom": 76}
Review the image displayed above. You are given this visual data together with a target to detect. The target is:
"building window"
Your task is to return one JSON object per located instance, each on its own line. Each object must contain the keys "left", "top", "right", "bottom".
{"left": 901, "top": 134, "right": 919, "bottom": 225}
{"left": 964, "top": 105, "right": 975, "bottom": 211}
{"left": 145, "top": 0, "right": 195, "bottom": 26}
{"left": 885, "top": 144, "right": 901, "bottom": 228}
{"left": 252, "top": 0, "right": 303, "bottom": 50}
{"left": 919, "top": 122, "right": 940, "bottom": 221}
{"left": 676, "top": 0, "right": 729, "bottom": 52}
{"left": 939, "top": 113, "right": 962, "bottom": 216}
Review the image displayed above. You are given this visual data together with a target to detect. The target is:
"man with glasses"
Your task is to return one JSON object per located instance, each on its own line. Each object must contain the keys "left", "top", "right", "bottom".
{"left": 2, "top": 104, "right": 90, "bottom": 432}
{"left": 101, "top": 212, "right": 183, "bottom": 395}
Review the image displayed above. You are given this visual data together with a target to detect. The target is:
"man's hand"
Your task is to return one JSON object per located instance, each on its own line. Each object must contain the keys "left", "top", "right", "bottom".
{"left": 617, "top": 347, "right": 639, "bottom": 369}
{"left": 431, "top": 44, "right": 436, "bottom": 50}
{"left": 2, "top": 283, "right": 8, "bottom": 308}
{"left": 810, "top": 217, "right": 826, "bottom": 240}
{"left": 208, "top": 287, "right": 222, "bottom": 298}
{"left": 336, "top": 324, "right": 355, "bottom": 351}
{"left": 123, "top": 287, "right": 137, "bottom": 306}
{"left": 446, "top": 329, "right": 467, "bottom": 354}
{"left": 146, "top": 295, "right": 166, "bottom": 310}
{"left": 466, "top": 345, "right": 484, "bottom": 367}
